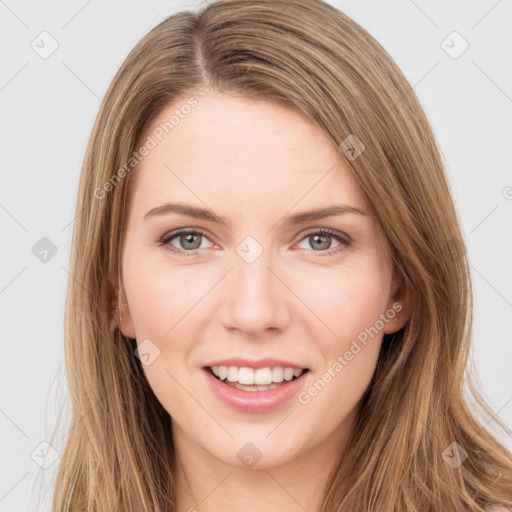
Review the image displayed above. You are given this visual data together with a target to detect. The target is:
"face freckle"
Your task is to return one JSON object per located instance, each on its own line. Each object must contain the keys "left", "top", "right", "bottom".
{"left": 118, "top": 93, "right": 402, "bottom": 473}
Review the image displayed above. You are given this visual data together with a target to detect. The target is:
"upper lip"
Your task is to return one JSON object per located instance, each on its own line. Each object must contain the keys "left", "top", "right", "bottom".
{"left": 202, "top": 357, "right": 309, "bottom": 370}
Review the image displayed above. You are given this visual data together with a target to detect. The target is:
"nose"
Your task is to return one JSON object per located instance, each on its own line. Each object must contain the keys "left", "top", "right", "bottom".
{"left": 219, "top": 244, "right": 291, "bottom": 336}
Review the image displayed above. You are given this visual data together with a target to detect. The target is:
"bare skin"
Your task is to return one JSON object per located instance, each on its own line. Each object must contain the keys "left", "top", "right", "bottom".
{"left": 113, "top": 92, "right": 413, "bottom": 511}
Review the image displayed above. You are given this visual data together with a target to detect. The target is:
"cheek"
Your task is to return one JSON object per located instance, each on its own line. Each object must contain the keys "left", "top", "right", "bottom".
{"left": 292, "top": 259, "right": 391, "bottom": 402}
{"left": 292, "top": 259, "right": 391, "bottom": 342}
{"left": 123, "top": 249, "right": 205, "bottom": 338}
{"left": 295, "top": 267, "right": 388, "bottom": 416}
{"left": 122, "top": 261, "right": 200, "bottom": 415}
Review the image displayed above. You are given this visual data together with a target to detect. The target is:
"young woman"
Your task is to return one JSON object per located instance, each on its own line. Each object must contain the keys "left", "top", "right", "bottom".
{"left": 52, "top": 0, "right": 512, "bottom": 510}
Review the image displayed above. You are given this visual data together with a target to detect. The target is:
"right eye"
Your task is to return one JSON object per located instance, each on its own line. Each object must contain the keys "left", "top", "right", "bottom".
{"left": 159, "top": 229, "right": 214, "bottom": 256}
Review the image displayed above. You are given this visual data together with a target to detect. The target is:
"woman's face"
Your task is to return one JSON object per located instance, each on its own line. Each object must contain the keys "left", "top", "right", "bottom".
{"left": 118, "top": 93, "right": 406, "bottom": 470}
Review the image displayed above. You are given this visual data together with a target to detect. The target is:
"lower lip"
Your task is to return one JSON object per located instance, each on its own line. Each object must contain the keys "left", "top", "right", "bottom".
{"left": 203, "top": 368, "right": 310, "bottom": 414}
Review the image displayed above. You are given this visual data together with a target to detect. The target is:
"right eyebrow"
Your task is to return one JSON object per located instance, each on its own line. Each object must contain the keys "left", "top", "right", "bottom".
{"left": 144, "top": 202, "right": 223, "bottom": 223}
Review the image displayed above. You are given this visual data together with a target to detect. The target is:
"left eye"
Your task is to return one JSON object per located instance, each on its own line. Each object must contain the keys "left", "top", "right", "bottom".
{"left": 296, "top": 230, "right": 347, "bottom": 252}
{"left": 159, "top": 228, "right": 351, "bottom": 256}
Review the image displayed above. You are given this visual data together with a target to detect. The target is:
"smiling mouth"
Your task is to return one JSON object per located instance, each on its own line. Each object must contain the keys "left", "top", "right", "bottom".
{"left": 205, "top": 365, "right": 310, "bottom": 392}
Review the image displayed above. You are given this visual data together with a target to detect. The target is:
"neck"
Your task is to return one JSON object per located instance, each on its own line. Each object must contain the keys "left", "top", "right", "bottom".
{"left": 172, "top": 412, "right": 356, "bottom": 512}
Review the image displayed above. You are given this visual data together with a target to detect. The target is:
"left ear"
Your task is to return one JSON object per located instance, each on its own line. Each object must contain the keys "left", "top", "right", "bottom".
{"left": 382, "top": 272, "right": 415, "bottom": 335}
{"left": 109, "top": 273, "right": 136, "bottom": 339}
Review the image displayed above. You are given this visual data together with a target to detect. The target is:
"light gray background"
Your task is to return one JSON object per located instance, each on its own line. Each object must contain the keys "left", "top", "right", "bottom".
{"left": 1, "top": 1, "right": 511, "bottom": 510}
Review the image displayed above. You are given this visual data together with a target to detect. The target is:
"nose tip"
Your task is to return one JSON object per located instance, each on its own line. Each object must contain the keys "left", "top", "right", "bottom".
{"left": 220, "top": 251, "right": 290, "bottom": 335}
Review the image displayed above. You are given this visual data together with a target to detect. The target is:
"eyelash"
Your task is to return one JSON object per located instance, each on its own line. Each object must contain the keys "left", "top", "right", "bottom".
{"left": 158, "top": 228, "right": 352, "bottom": 257}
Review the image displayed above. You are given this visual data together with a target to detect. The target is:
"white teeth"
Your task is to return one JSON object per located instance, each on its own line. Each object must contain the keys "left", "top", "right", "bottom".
{"left": 210, "top": 365, "right": 306, "bottom": 385}
{"left": 232, "top": 382, "right": 279, "bottom": 392}
{"left": 238, "top": 367, "right": 254, "bottom": 385}
{"left": 227, "top": 366, "right": 238, "bottom": 382}
{"left": 272, "top": 367, "right": 284, "bottom": 382}
{"left": 218, "top": 365, "right": 228, "bottom": 381}
{"left": 254, "top": 367, "right": 273, "bottom": 385}
{"left": 283, "top": 368, "right": 294, "bottom": 381}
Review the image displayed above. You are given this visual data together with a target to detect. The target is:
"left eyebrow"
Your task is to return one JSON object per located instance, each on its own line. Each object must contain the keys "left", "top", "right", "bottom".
{"left": 285, "top": 205, "right": 367, "bottom": 225}
{"left": 143, "top": 201, "right": 367, "bottom": 227}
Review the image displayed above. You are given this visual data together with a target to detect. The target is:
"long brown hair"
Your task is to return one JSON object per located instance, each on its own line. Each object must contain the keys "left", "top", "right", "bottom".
{"left": 52, "top": 0, "right": 512, "bottom": 510}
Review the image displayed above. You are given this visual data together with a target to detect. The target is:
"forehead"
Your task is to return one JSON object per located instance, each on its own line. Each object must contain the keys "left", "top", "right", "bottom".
{"left": 129, "top": 94, "right": 368, "bottom": 220}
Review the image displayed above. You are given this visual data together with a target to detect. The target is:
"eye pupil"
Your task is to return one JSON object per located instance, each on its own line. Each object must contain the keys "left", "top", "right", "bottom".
{"left": 310, "top": 233, "right": 331, "bottom": 250}
{"left": 180, "top": 232, "right": 201, "bottom": 250}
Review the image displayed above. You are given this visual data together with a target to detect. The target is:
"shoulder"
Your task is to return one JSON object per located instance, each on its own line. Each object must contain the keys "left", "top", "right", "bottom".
{"left": 485, "top": 506, "right": 511, "bottom": 512}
